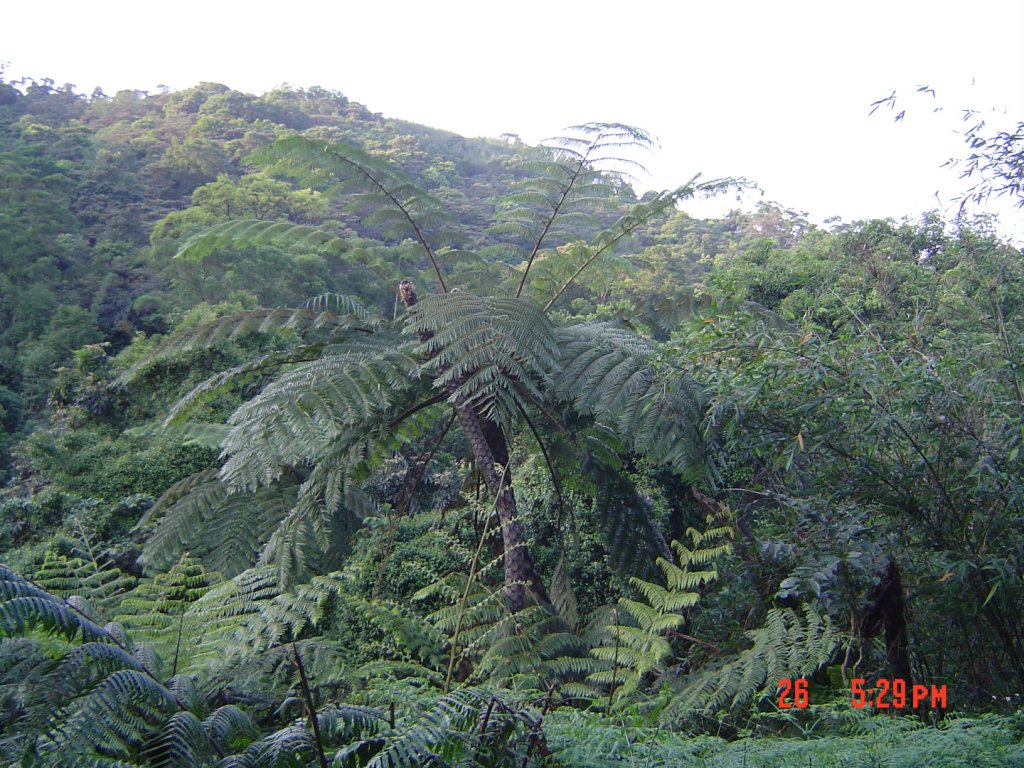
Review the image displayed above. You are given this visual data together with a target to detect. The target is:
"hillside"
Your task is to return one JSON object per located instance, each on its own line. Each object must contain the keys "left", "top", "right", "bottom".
{"left": 1, "top": 76, "right": 1022, "bottom": 766}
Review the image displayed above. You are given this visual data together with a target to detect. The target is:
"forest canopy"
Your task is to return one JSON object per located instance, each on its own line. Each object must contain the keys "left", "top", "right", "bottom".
{"left": 0, "top": 75, "right": 1022, "bottom": 767}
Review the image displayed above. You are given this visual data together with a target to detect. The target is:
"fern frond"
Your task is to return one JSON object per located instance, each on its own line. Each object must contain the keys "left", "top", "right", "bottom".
{"left": 0, "top": 564, "right": 111, "bottom": 643}
{"left": 119, "top": 303, "right": 372, "bottom": 386}
{"left": 587, "top": 465, "right": 672, "bottom": 580}
{"left": 236, "top": 723, "right": 315, "bottom": 767}
{"left": 405, "top": 292, "right": 557, "bottom": 425}
{"left": 557, "top": 322, "right": 711, "bottom": 479}
{"left": 218, "top": 335, "right": 421, "bottom": 492}
{"left": 175, "top": 219, "right": 349, "bottom": 262}
{"left": 43, "top": 669, "right": 179, "bottom": 759}
{"left": 141, "top": 710, "right": 214, "bottom": 768}
{"left": 540, "top": 173, "right": 738, "bottom": 311}
{"left": 138, "top": 469, "right": 220, "bottom": 529}
{"left": 142, "top": 463, "right": 349, "bottom": 584}
{"left": 335, "top": 687, "right": 527, "bottom": 768}
{"left": 30, "top": 552, "right": 135, "bottom": 623}
{"left": 202, "top": 705, "right": 260, "bottom": 754}
{"left": 663, "top": 605, "right": 840, "bottom": 721}
{"left": 587, "top": 525, "right": 732, "bottom": 708}
{"left": 126, "top": 420, "right": 231, "bottom": 449}
{"left": 254, "top": 135, "right": 455, "bottom": 290}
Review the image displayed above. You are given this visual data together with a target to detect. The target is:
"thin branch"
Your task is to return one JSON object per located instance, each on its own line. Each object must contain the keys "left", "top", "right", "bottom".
{"left": 321, "top": 144, "right": 447, "bottom": 292}
{"left": 516, "top": 142, "right": 594, "bottom": 297}
{"left": 515, "top": 401, "right": 568, "bottom": 528}
{"left": 388, "top": 391, "right": 450, "bottom": 430}
{"left": 292, "top": 641, "right": 329, "bottom": 768}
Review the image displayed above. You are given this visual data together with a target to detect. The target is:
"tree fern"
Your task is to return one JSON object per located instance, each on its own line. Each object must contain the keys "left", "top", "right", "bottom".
{"left": 128, "top": 123, "right": 737, "bottom": 619}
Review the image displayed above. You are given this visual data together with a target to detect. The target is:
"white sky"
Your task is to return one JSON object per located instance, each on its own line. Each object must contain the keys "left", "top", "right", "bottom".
{"left": 3, "top": 0, "right": 1022, "bottom": 241}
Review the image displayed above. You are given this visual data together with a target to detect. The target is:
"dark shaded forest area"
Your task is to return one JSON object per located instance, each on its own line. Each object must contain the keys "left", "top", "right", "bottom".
{"left": 1, "top": 77, "right": 1022, "bottom": 766}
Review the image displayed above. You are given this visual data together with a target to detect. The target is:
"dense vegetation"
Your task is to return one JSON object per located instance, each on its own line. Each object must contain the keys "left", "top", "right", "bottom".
{"left": 1, "top": 75, "right": 1022, "bottom": 766}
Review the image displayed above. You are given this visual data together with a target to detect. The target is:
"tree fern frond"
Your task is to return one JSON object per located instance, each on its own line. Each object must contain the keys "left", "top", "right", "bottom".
{"left": 126, "top": 420, "right": 232, "bottom": 449}
{"left": 43, "top": 669, "right": 179, "bottom": 759}
{"left": 540, "top": 174, "right": 739, "bottom": 311}
{"left": 218, "top": 337, "right": 421, "bottom": 492}
{"left": 334, "top": 687, "right": 528, "bottom": 768}
{"left": 202, "top": 705, "right": 260, "bottom": 754}
{"left": 404, "top": 292, "right": 557, "bottom": 425}
{"left": 557, "top": 322, "right": 712, "bottom": 479}
{"left": 138, "top": 478, "right": 229, "bottom": 573}
{"left": 0, "top": 565, "right": 111, "bottom": 643}
{"left": 175, "top": 219, "right": 349, "bottom": 262}
{"left": 119, "top": 303, "right": 373, "bottom": 387}
{"left": 138, "top": 469, "right": 220, "bottom": 529}
{"left": 587, "top": 466, "right": 672, "bottom": 580}
{"left": 141, "top": 710, "right": 214, "bottom": 768}
{"left": 253, "top": 135, "right": 455, "bottom": 291}
{"left": 236, "top": 723, "right": 314, "bottom": 767}
{"left": 549, "top": 557, "right": 579, "bottom": 629}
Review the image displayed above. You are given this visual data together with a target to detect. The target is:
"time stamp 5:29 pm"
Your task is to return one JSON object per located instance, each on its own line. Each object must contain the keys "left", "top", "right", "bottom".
{"left": 777, "top": 678, "right": 949, "bottom": 710}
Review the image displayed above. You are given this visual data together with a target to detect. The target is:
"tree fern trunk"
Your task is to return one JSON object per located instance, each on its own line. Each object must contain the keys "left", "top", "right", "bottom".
{"left": 452, "top": 404, "right": 549, "bottom": 611}
{"left": 399, "top": 281, "right": 549, "bottom": 612}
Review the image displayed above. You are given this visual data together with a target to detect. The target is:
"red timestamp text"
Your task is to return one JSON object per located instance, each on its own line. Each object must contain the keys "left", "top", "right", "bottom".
{"left": 776, "top": 678, "right": 809, "bottom": 708}
{"left": 777, "top": 678, "right": 948, "bottom": 709}
{"left": 851, "top": 678, "right": 948, "bottom": 709}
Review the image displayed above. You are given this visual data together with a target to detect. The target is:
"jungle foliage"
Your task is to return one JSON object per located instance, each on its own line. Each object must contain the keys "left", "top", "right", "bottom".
{"left": 1, "top": 74, "right": 1022, "bottom": 766}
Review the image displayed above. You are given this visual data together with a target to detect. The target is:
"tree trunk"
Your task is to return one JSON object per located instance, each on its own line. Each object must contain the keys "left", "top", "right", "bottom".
{"left": 861, "top": 558, "right": 912, "bottom": 684}
{"left": 399, "top": 280, "right": 549, "bottom": 612}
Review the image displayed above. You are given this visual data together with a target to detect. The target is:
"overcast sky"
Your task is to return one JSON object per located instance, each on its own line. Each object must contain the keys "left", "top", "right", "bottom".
{"left": 3, "top": 0, "right": 1022, "bottom": 240}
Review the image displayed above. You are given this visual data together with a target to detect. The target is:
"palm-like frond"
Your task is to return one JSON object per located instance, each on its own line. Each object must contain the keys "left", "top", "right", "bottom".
{"left": 489, "top": 124, "right": 657, "bottom": 293}
{"left": 0, "top": 564, "right": 111, "bottom": 642}
{"left": 218, "top": 334, "right": 422, "bottom": 492}
{"left": 41, "top": 669, "right": 180, "bottom": 760}
{"left": 138, "top": 477, "right": 299, "bottom": 578}
{"left": 587, "top": 462, "right": 673, "bottom": 581}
